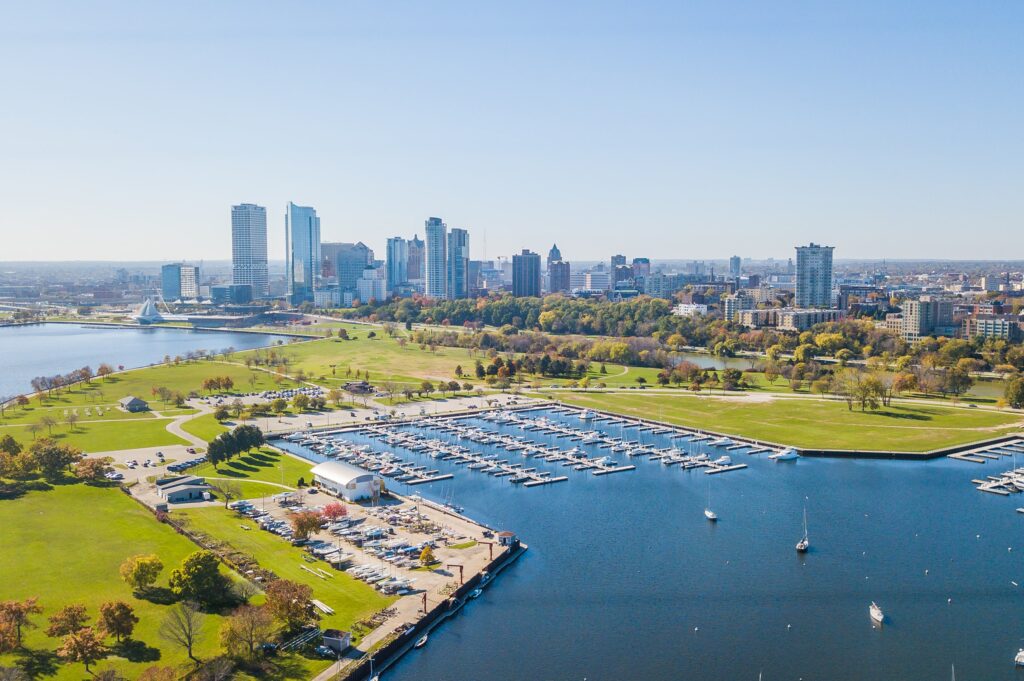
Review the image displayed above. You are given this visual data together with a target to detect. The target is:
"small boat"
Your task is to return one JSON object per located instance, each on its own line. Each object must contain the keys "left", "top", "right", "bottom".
{"left": 414, "top": 634, "right": 428, "bottom": 648}
{"left": 770, "top": 448, "right": 798, "bottom": 461}
{"left": 869, "top": 601, "right": 884, "bottom": 625}
{"left": 704, "top": 483, "right": 717, "bottom": 522}
{"left": 795, "top": 507, "right": 809, "bottom": 553}
{"left": 1015, "top": 648, "right": 1024, "bottom": 666}
{"left": 469, "top": 588, "right": 483, "bottom": 599}
{"left": 579, "top": 410, "right": 596, "bottom": 420}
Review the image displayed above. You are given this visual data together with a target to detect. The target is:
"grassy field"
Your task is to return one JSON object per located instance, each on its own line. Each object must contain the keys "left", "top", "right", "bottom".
{"left": 553, "top": 391, "right": 1024, "bottom": 452}
{"left": 175, "top": 507, "right": 394, "bottom": 633}
{"left": 0, "top": 418, "right": 188, "bottom": 453}
{"left": 0, "top": 484, "right": 228, "bottom": 679}
{"left": 179, "top": 413, "right": 229, "bottom": 442}
{"left": 190, "top": 448, "right": 315, "bottom": 498}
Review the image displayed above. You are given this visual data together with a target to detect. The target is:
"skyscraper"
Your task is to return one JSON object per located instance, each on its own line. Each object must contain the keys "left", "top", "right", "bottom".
{"left": 335, "top": 242, "right": 373, "bottom": 292}
{"left": 407, "top": 236, "right": 425, "bottom": 282}
{"left": 231, "top": 203, "right": 268, "bottom": 298}
{"left": 425, "top": 217, "right": 447, "bottom": 299}
{"left": 549, "top": 260, "right": 571, "bottom": 293}
{"left": 161, "top": 263, "right": 182, "bottom": 300}
{"left": 547, "top": 244, "right": 562, "bottom": 265}
{"left": 631, "top": 257, "right": 651, "bottom": 279}
{"left": 610, "top": 254, "right": 627, "bottom": 270}
{"left": 285, "top": 202, "right": 321, "bottom": 304}
{"left": 728, "top": 255, "right": 741, "bottom": 279}
{"left": 447, "top": 228, "right": 470, "bottom": 299}
{"left": 512, "top": 250, "right": 542, "bottom": 297}
{"left": 386, "top": 237, "right": 409, "bottom": 290}
{"left": 795, "top": 243, "right": 834, "bottom": 308}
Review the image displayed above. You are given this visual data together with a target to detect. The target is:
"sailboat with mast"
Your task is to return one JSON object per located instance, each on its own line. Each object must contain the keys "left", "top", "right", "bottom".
{"left": 795, "top": 506, "right": 809, "bottom": 553}
{"left": 704, "top": 482, "right": 717, "bottom": 521}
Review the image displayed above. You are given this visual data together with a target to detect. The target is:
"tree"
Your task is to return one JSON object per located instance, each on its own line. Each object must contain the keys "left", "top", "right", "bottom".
{"left": 75, "top": 457, "right": 114, "bottom": 482}
{"left": 39, "top": 415, "right": 57, "bottom": 436}
{"left": 219, "top": 605, "right": 273, "bottom": 662}
{"left": 271, "top": 398, "right": 287, "bottom": 414}
{"left": 0, "top": 598, "right": 42, "bottom": 645}
{"left": 64, "top": 413, "right": 80, "bottom": 432}
{"left": 120, "top": 554, "right": 164, "bottom": 593}
{"left": 56, "top": 626, "right": 106, "bottom": 672}
{"left": 168, "top": 552, "right": 229, "bottom": 606}
{"left": 290, "top": 510, "right": 322, "bottom": 540}
{"left": 1006, "top": 377, "right": 1024, "bottom": 410}
{"left": 96, "top": 364, "right": 115, "bottom": 381}
{"left": 292, "top": 394, "right": 310, "bottom": 411}
{"left": 29, "top": 439, "right": 83, "bottom": 480}
{"left": 97, "top": 601, "right": 138, "bottom": 642}
{"left": 321, "top": 502, "right": 347, "bottom": 521}
{"left": 0, "top": 435, "right": 21, "bottom": 457}
{"left": 264, "top": 580, "right": 314, "bottom": 630}
{"left": 213, "top": 406, "right": 230, "bottom": 421}
{"left": 419, "top": 546, "right": 436, "bottom": 566}
{"left": 46, "top": 604, "right": 89, "bottom": 638}
{"left": 213, "top": 480, "right": 243, "bottom": 508}
{"left": 137, "top": 667, "right": 178, "bottom": 681}
{"left": 160, "top": 601, "right": 204, "bottom": 662}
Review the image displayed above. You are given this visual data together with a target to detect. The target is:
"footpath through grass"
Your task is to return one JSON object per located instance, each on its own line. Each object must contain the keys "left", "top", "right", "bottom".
{"left": 553, "top": 391, "right": 1024, "bottom": 452}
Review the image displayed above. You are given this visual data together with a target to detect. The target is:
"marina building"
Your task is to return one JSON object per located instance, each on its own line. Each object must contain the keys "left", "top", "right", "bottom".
{"left": 311, "top": 460, "right": 383, "bottom": 502}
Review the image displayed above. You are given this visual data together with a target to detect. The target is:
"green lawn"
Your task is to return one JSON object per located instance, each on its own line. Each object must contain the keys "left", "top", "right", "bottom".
{"left": 179, "top": 413, "right": 229, "bottom": 442}
{"left": 1, "top": 418, "right": 188, "bottom": 453}
{"left": 0, "top": 484, "right": 228, "bottom": 679}
{"left": 553, "top": 392, "right": 1024, "bottom": 452}
{"left": 191, "top": 448, "right": 315, "bottom": 496}
{"left": 174, "top": 507, "right": 394, "bottom": 633}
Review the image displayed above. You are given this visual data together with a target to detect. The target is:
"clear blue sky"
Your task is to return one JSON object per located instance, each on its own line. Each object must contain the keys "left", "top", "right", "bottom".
{"left": 1, "top": 1, "right": 1021, "bottom": 262}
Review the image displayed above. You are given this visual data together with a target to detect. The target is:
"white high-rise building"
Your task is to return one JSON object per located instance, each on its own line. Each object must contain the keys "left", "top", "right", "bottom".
{"left": 795, "top": 243, "right": 834, "bottom": 308}
{"left": 231, "top": 203, "right": 268, "bottom": 297}
{"left": 179, "top": 265, "right": 200, "bottom": 299}
{"left": 425, "top": 217, "right": 447, "bottom": 299}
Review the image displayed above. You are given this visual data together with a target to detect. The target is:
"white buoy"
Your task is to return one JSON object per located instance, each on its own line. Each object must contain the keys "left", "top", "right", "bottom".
{"left": 694, "top": 627, "right": 699, "bottom": 632}
{"left": 948, "top": 598, "right": 952, "bottom": 603}
{"left": 925, "top": 569, "right": 929, "bottom": 575}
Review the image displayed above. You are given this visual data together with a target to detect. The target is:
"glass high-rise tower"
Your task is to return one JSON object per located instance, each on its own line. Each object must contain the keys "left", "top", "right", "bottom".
{"left": 425, "top": 217, "right": 447, "bottom": 299}
{"left": 447, "top": 228, "right": 470, "bottom": 299}
{"left": 286, "top": 202, "right": 321, "bottom": 304}
{"left": 231, "top": 203, "right": 268, "bottom": 298}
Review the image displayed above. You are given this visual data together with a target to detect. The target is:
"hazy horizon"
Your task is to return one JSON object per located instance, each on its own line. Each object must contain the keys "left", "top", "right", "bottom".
{"left": 1, "top": 2, "right": 1021, "bottom": 262}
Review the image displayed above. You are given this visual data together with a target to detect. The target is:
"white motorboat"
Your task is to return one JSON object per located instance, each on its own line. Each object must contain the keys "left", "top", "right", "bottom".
{"left": 795, "top": 507, "right": 809, "bottom": 553}
{"left": 1015, "top": 648, "right": 1024, "bottom": 666}
{"left": 414, "top": 634, "right": 428, "bottom": 648}
{"left": 770, "top": 448, "right": 798, "bottom": 461}
{"left": 710, "top": 437, "right": 733, "bottom": 447}
{"left": 469, "top": 588, "right": 483, "bottom": 599}
{"left": 712, "top": 455, "right": 732, "bottom": 466}
{"left": 869, "top": 602, "right": 884, "bottom": 625}
{"left": 579, "top": 410, "right": 596, "bottom": 420}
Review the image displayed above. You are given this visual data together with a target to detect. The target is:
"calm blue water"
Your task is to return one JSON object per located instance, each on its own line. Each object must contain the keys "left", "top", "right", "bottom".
{"left": 281, "top": 409, "right": 1024, "bottom": 681}
{"left": 0, "top": 323, "right": 289, "bottom": 398}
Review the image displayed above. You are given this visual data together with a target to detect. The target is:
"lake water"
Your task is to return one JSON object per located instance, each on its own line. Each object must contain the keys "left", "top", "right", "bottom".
{"left": 0, "top": 323, "right": 290, "bottom": 398}
{"left": 281, "top": 408, "right": 1024, "bottom": 681}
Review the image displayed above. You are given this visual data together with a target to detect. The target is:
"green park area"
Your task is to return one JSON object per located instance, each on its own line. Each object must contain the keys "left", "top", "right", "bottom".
{"left": 0, "top": 484, "right": 226, "bottom": 679}
{"left": 189, "top": 447, "right": 315, "bottom": 499}
{"left": 554, "top": 391, "right": 1024, "bottom": 452}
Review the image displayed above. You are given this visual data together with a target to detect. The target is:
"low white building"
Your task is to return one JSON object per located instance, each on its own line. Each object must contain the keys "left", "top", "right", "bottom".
{"left": 310, "top": 461, "right": 383, "bottom": 502}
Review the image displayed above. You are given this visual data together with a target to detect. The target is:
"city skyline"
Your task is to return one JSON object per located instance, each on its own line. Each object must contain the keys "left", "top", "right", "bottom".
{"left": 2, "top": 3, "right": 1022, "bottom": 261}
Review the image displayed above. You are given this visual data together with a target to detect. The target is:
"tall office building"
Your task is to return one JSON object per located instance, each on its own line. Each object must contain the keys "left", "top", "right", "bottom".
{"left": 512, "top": 250, "right": 542, "bottom": 297}
{"left": 631, "top": 257, "right": 651, "bottom": 279}
{"left": 285, "top": 202, "right": 321, "bottom": 304}
{"left": 549, "top": 260, "right": 571, "bottom": 293}
{"left": 795, "top": 243, "right": 834, "bottom": 308}
{"left": 547, "top": 244, "right": 562, "bottom": 265}
{"left": 231, "top": 203, "right": 268, "bottom": 297}
{"left": 447, "top": 228, "right": 470, "bottom": 299}
{"left": 407, "top": 236, "right": 425, "bottom": 282}
{"left": 333, "top": 243, "right": 373, "bottom": 291}
{"left": 610, "top": 254, "right": 627, "bottom": 269}
{"left": 386, "top": 237, "right": 409, "bottom": 290}
{"left": 424, "top": 217, "right": 447, "bottom": 299}
{"left": 728, "top": 255, "right": 741, "bottom": 279}
{"left": 160, "top": 263, "right": 198, "bottom": 300}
